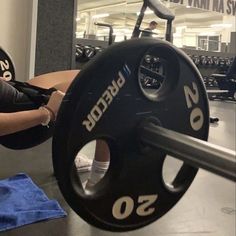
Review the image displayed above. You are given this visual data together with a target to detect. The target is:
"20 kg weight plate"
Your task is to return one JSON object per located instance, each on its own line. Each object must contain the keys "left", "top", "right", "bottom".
{"left": 53, "top": 38, "right": 209, "bottom": 232}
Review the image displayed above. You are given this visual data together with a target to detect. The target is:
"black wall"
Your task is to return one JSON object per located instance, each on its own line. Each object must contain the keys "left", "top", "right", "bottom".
{"left": 35, "top": 0, "right": 77, "bottom": 75}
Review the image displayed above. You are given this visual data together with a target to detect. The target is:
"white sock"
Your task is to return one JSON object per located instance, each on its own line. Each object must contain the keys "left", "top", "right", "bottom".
{"left": 87, "top": 160, "right": 110, "bottom": 186}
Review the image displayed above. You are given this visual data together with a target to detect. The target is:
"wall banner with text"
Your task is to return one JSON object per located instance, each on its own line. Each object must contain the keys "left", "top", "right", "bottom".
{"left": 162, "top": 0, "right": 236, "bottom": 16}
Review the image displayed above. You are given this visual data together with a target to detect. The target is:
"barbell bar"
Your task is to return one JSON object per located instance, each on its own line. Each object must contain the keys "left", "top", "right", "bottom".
{"left": 139, "top": 121, "right": 236, "bottom": 182}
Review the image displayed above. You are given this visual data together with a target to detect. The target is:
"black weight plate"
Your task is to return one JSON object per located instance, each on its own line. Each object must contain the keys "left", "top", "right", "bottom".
{"left": 0, "top": 80, "right": 54, "bottom": 149}
{"left": 0, "top": 124, "right": 54, "bottom": 150}
{"left": 200, "top": 55, "right": 207, "bottom": 66}
{"left": 76, "top": 45, "right": 84, "bottom": 61}
{"left": 192, "top": 55, "right": 200, "bottom": 66}
{"left": 212, "top": 56, "right": 219, "bottom": 66}
{"left": 0, "top": 47, "right": 15, "bottom": 81}
{"left": 53, "top": 38, "right": 209, "bottom": 231}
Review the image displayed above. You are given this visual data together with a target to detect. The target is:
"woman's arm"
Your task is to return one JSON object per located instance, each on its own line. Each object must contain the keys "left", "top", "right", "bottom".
{"left": 0, "top": 109, "right": 49, "bottom": 136}
{"left": 0, "top": 90, "right": 64, "bottom": 136}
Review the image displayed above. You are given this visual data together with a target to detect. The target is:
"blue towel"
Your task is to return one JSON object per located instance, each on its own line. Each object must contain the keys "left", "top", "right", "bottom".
{"left": 0, "top": 173, "right": 66, "bottom": 232}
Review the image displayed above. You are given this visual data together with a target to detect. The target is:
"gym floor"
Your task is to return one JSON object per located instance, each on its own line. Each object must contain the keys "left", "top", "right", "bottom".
{"left": 0, "top": 101, "right": 235, "bottom": 236}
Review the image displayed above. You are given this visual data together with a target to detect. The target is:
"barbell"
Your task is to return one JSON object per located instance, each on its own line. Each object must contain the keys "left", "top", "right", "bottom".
{"left": 0, "top": 38, "right": 235, "bottom": 231}
{"left": 51, "top": 38, "right": 236, "bottom": 232}
{"left": 0, "top": 0, "right": 234, "bottom": 230}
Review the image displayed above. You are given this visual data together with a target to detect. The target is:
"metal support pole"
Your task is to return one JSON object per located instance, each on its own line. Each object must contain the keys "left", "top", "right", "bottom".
{"left": 94, "top": 23, "right": 114, "bottom": 45}
{"left": 166, "top": 19, "right": 173, "bottom": 42}
{"left": 131, "top": 2, "right": 147, "bottom": 38}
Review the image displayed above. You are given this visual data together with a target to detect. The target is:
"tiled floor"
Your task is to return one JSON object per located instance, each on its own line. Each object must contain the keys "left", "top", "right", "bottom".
{"left": 0, "top": 101, "right": 235, "bottom": 236}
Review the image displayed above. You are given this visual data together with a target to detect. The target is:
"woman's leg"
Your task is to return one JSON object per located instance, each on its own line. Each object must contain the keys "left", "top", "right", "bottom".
{"left": 27, "top": 70, "right": 80, "bottom": 92}
{"left": 28, "top": 70, "right": 111, "bottom": 178}
{"left": 85, "top": 140, "right": 110, "bottom": 190}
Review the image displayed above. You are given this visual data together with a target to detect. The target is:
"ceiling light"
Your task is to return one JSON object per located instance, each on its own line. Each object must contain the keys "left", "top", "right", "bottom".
{"left": 210, "top": 24, "right": 232, "bottom": 28}
{"left": 76, "top": 17, "right": 80, "bottom": 21}
{"left": 127, "top": 2, "right": 142, "bottom": 6}
{"left": 176, "top": 26, "right": 187, "bottom": 30}
{"left": 174, "top": 33, "right": 182, "bottom": 37}
{"left": 76, "top": 32, "right": 84, "bottom": 36}
{"left": 80, "top": 2, "right": 126, "bottom": 13}
{"left": 114, "top": 29, "right": 132, "bottom": 34}
{"left": 101, "top": 28, "right": 109, "bottom": 31}
{"left": 136, "top": 10, "right": 154, "bottom": 15}
{"left": 92, "top": 13, "right": 110, "bottom": 19}
{"left": 199, "top": 32, "right": 216, "bottom": 36}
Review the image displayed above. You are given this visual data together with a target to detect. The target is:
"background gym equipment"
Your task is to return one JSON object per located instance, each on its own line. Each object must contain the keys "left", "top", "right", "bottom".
{"left": 192, "top": 55, "right": 200, "bottom": 66}
{"left": 132, "top": 0, "right": 175, "bottom": 42}
{"left": 84, "top": 45, "right": 96, "bottom": 60}
{"left": 76, "top": 44, "right": 103, "bottom": 63}
{"left": 0, "top": 47, "right": 15, "bottom": 81}
{"left": 139, "top": 54, "right": 165, "bottom": 89}
{"left": 206, "top": 56, "right": 213, "bottom": 66}
{"left": 140, "top": 30, "right": 159, "bottom": 37}
{"left": 75, "top": 22, "right": 113, "bottom": 64}
{"left": 182, "top": 55, "right": 235, "bottom": 102}
{"left": 94, "top": 46, "right": 102, "bottom": 55}
{"left": 200, "top": 55, "right": 207, "bottom": 66}
{"left": 75, "top": 44, "right": 84, "bottom": 61}
{"left": 207, "top": 56, "right": 236, "bottom": 101}
{"left": 94, "top": 22, "right": 114, "bottom": 46}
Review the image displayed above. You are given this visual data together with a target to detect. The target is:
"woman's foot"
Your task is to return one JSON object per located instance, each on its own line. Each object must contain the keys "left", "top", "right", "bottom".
{"left": 75, "top": 154, "right": 92, "bottom": 173}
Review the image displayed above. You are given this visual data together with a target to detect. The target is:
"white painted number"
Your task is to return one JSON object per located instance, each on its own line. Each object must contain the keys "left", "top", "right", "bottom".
{"left": 136, "top": 195, "right": 158, "bottom": 216}
{"left": 112, "top": 195, "right": 158, "bottom": 220}
{"left": 184, "top": 82, "right": 204, "bottom": 131}
{"left": 0, "top": 60, "right": 9, "bottom": 71}
{"left": 190, "top": 107, "right": 204, "bottom": 131}
{"left": 112, "top": 196, "right": 134, "bottom": 220}
{"left": 3, "top": 71, "right": 12, "bottom": 81}
{"left": 0, "top": 60, "right": 12, "bottom": 81}
{"left": 184, "top": 82, "right": 199, "bottom": 108}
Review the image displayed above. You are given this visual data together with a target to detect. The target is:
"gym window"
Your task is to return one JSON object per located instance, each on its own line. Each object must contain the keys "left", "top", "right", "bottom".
{"left": 197, "top": 35, "right": 221, "bottom": 52}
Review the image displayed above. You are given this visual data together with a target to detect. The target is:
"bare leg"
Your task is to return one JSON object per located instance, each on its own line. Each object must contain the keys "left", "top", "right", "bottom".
{"left": 84, "top": 140, "right": 110, "bottom": 190}
{"left": 27, "top": 70, "right": 80, "bottom": 92}
{"left": 27, "top": 70, "right": 110, "bottom": 180}
{"left": 94, "top": 140, "right": 110, "bottom": 162}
